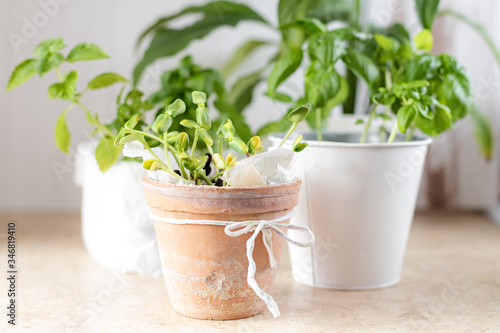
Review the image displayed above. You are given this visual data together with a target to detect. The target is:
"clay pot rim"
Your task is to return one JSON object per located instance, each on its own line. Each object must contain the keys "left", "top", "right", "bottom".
{"left": 143, "top": 177, "right": 301, "bottom": 193}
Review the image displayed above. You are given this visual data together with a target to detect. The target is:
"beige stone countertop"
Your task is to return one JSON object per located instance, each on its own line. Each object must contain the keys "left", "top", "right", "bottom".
{"left": 0, "top": 211, "right": 499, "bottom": 332}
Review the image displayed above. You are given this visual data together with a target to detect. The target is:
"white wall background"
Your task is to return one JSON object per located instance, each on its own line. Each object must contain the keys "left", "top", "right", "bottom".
{"left": 1, "top": 0, "right": 499, "bottom": 211}
{"left": 0, "top": 0, "right": 280, "bottom": 211}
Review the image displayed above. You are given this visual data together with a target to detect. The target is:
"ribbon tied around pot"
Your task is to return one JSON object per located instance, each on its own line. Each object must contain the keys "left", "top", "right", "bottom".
{"left": 150, "top": 211, "right": 315, "bottom": 318}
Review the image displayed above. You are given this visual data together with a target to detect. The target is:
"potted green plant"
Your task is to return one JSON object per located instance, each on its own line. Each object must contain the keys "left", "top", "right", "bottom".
{"left": 135, "top": 0, "right": 495, "bottom": 289}
{"left": 114, "top": 91, "right": 313, "bottom": 319}
{"left": 264, "top": 10, "right": 494, "bottom": 288}
{"left": 6, "top": 39, "right": 229, "bottom": 276}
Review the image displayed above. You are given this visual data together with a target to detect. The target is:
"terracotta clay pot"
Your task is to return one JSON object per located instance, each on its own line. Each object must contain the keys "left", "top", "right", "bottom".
{"left": 143, "top": 178, "right": 302, "bottom": 320}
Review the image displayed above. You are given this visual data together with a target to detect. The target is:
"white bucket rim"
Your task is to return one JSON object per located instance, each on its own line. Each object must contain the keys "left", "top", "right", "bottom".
{"left": 269, "top": 131, "right": 433, "bottom": 149}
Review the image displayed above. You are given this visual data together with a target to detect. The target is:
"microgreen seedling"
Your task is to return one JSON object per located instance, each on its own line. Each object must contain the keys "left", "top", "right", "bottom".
{"left": 116, "top": 91, "right": 308, "bottom": 186}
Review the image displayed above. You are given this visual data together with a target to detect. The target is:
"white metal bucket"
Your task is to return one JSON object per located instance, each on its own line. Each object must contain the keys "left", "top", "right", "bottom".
{"left": 271, "top": 132, "right": 432, "bottom": 289}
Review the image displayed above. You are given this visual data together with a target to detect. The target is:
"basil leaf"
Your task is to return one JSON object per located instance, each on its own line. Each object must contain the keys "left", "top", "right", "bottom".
{"left": 397, "top": 104, "right": 417, "bottom": 134}
{"left": 308, "top": 32, "right": 345, "bottom": 67}
{"left": 66, "top": 43, "right": 109, "bottom": 62}
{"left": 55, "top": 109, "right": 71, "bottom": 154}
{"left": 48, "top": 71, "right": 78, "bottom": 101}
{"left": 95, "top": 137, "right": 121, "bottom": 172}
{"left": 267, "top": 50, "right": 303, "bottom": 97}
{"left": 134, "top": 1, "right": 268, "bottom": 84}
{"left": 342, "top": 49, "right": 381, "bottom": 91}
{"left": 414, "top": 29, "right": 433, "bottom": 51}
{"left": 415, "top": 0, "right": 441, "bottom": 30}
{"left": 88, "top": 73, "right": 128, "bottom": 90}
{"left": 6, "top": 59, "right": 37, "bottom": 91}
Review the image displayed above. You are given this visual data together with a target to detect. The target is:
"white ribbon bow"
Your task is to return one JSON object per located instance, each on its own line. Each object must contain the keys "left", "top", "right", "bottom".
{"left": 150, "top": 211, "right": 315, "bottom": 318}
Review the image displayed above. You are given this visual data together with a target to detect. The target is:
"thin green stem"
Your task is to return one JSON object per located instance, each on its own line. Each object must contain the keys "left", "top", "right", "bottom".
{"left": 218, "top": 140, "right": 223, "bottom": 155}
{"left": 56, "top": 67, "right": 63, "bottom": 81}
{"left": 360, "top": 104, "right": 377, "bottom": 143}
{"left": 385, "top": 70, "right": 393, "bottom": 91}
{"left": 405, "top": 126, "right": 415, "bottom": 142}
{"left": 352, "top": 0, "right": 361, "bottom": 29}
{"left": 387, "top": 122, "right": 398, "bottom": 143}
{"left": 279, "top": 123, "right": 297, "bottom": 147}
{"left": 379, "top": 126, "right": 387, "bottom": 143}
{"left": 210, "top": 171, "right": 224, "bottom": 181}
{"left": 127, "top": 129, "right": 164, "bottom": 144}
{"left": 144, "top": 144, "right": 182, "bottom": 180}
{"left": 168, "top": 148, "right": 187, "bottom": 179}
{"left": 157, "top": 164, "right": 184, "bottom": 180}
{"left": 76, "top": 101, "right": 115, "bottom": 138}
{"left": 191, "top": 129, "right": 199, "bottom": 158}
{"left": 198, "top": 170, "right": 213, "bottom": 185}
{"left": 163, "top": 132, "right": 172, "bottom": 171}
{"left": 315, "top": 108, "right": 323, "bottom": 141}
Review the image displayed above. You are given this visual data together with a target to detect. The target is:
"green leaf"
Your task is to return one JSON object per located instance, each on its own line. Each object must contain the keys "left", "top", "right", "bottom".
{"left": 247, "top": 136, "right": 263, "bottom": 155}
{"left": 278, "top": 0, "right": 309, "bottom": 25}
{"left": 182, "top": 156, "right": 205, "bottom": 171}
{"left": 257, "top": 116, "right": 290, "bottom": 136}
{"left": 372, "top": 23, "right": 411, "bottom": 43}
{"left": 165, "top": 131, "right": 180, "bottom": 144}
{"left": 469, "top": 107, "right": 493, "bottom": 159}
{"left": 95, "top": 137, "right": 121, "bottom": 172}
{"left": 34, "top": 38, "right": 65, "bottom": 58}
{"left": 175, "top": 132, "right": 189, "bottom": 153}
{"left": 374, "top": 34, "right": 395, "bottom": 51}
{"left": 212, "top": 153, "right": 226, "bottom": 169}
{"left": 88, "top": 73, "right": 128, "bottom": 90}
{"left": 414, "top": 29, "right": 433, "bottom": 51}
{"left": 66, "top": 43, "right": 109, "bottom": 62}
{"left": 166, "top": 99, "right": 186, "bottom": 117}
{"left": 36, "top": 52, "right": 64, "bottom": 77}
{"left": 229, "top": 137, "right": 248, "bottom": 155}
{"left": 48, "top": 71, "right": 78, "bottom": 101}
{"left": 228, "top": 70, "right": 262, "bottom": 111}
{"left": 134, "top": 1, "right": 269, "bottom": 85}
{"left": 377, "top": 113, "right": 393, "bottom": 121}
{"left": 305, "top": 71, "right": 349, "bottom": 128}
{"left": 55, "top": 109, "right": 71, "bottom": 154}
{"left": 213, "top": 100, "right": 253, "bottom": 142}
{"left": 373, "top": 92, "right": 396, "bottom": 105}
{"left": 267, "top": 50, "right": 303, "bottom": 97}
{"left": 199, "top": 128, "right": 214, "bottom": 147}
{"left": 293, "top": 142, "right": 308, "bottom": 152}
{"left": 219, "top": 119, "right": 235, "bottom": 140}
{"left": 272, "top": 92, "right": 293, "bottom": 103}
{"left": 6, "top": 59, "right": 37, "bottom": 91}
{"left": 308, "top": 32, "right": 345, "bottom": 67}
{"left": 279, "top": 18, "right": 328, "bottom": 35}
{"left": 192, "top": 91, "right": 207, "bottom": 105}
{"left": 305, "top": 0, "right": 354, "bottom": 23}
{"left": 304, "top": 61, "right": 340, "bottom": 108}
{"left": 397, "top": 104, "right": 417, "bottom": 134}
{"left": 180, "top": 119, "right": 199, "bottom": 129}
{"left": 124, "top": 114, "right": 140, "bottom": 129}
{"left": 433, "top": 105, "right": 452, "bottom": 133}
{"left": 152, "top": 114, "right": 173, "bottom": 134}
{"left": 288, "top": 104, "right": 311, "bottom": 124}
{"left": 342, "top": 49, "right": 381, "bottom": 91}
{"left": 222, "top": 40, "right": 269, "bottom": 76}
{"left": 196, "top": 106, "right": 211, "bottom": 130}
{"left": 415, "top": 0, "right": 441, "bottom": 30}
